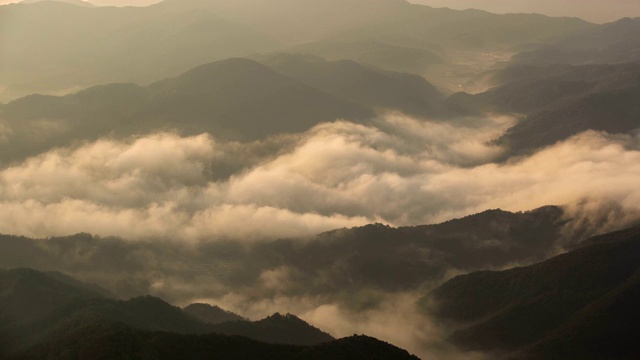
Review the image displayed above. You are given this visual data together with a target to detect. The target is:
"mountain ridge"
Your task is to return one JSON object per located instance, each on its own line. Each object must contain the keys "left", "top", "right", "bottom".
{"left": 428, "top": 225, "right": 640, "bottom": 358}
{"left": 1, "top": 268, "right": 417, "bottom": 359}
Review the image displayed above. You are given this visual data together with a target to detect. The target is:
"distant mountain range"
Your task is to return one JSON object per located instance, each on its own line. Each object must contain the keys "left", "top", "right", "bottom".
{"left": 0, "top": 206, "right": 580, "bottom": 301}
{"left": 0, "top": 54, "right": 457, "bottom": 165}
{"left": 259, "top": 206, "right": 569, "bottom": 294}
{"left": 0, "top": 207, "right": 571, "bottom": 297}
{"left": 0, "top": 1, "right": 278, "bottom": 102}
{"left": 514, "top": 18, "right": 640, "bottom": 66}
{"left": 441, "top": 16, "right": 640, "bottom": 155}
{"left": 0, "top": 0, "right": 593, "bottom": 101}
{"left": 3, "top": 43, "right": 639, "bottom": 164}
{"left": 286, "top": 40, "right": 444, "bottom": 77}
{"left": 0, "top": 268, "right": 417, "bottom": 359}
{"left": 427, "top": 225, "right": 640, "bottom": 359}
{"left": 206, "top": 313, "right": 334, "bottom": 346}
{"left": 0, "top": 57, "right": 370, "bottom": 164}
{"left": 3, "top": 0, "right": 636, "bottom": 164}
{"left": 257, "top": 53, "right": 446, "bottom": 117}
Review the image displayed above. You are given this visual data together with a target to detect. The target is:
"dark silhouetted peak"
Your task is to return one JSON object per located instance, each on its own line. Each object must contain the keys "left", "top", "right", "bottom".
{"left": 264, "top": 312, "right": 304, "bottom": 323}
{"left": 125, "top": 294, "right": 170, "bottom": 307}
{"left": 12, "top": 320, "right": 417, "bottom": 360}
{"left": 142, "top": 57, "right": 373, "bottom": 140}
{"left": 601, "top": 17, "right": 640, "bottom": 33}
{"left": 294, "top": 334, "right": 420, "bottom": 360}
{"left": 209, "top": 312, "right": 335, "bottom": 345}
{"left": 117, "top": 295, "right": 213, "bottom": 334}
{"left": 183, "top": 303, "right": 246, "bottom": 324}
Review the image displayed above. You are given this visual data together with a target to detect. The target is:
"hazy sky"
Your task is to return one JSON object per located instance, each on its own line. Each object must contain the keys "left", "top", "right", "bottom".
{"left": 1, "top": 0, "right": 638, "bottom": 23}
{"left": 0, "top": 0, "right": 162, "bottom": 6}
{"left": 87, "top": 0, "right": 159, "bottom": 5}
{"left": 1, "top": 0, "right": 639, "bottom": 23}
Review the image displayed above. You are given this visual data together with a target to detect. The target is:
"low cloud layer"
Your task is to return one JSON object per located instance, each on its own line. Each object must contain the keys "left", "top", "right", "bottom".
{"left": 2, "top": 113, "right": 639, "bottom": 359}
{"left": 1, "top": 114, "right": 640, "bottom": 241}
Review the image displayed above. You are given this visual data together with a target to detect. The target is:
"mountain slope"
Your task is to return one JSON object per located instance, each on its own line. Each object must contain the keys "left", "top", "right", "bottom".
{"left": 0, "top": 1, "right": 279, "bottom": 102}
{"left": 0, "top": 57, "right": 373, "bottom": 165}
{"left": 428, "top": 225, "right": 640, "bottom": 356}
{"left": 286, "top": 40, "right": 444, "bottom": 76}
{"left": 184, "top": 303, "right": 247, "bottom": 324}
{"left": 0, "top": 270, "right": 215, "bottom": 353}
{"left": 0, "top": 0, "right": 594, "bottom": 102}
{"left": 514, "top": 18, "right": 640, "bottom": 66}
{"left": 148, "top": 0, "right": 593, "bottom": 50}
{"left": 327, "top": 4, "right": 592, "bottom": 50}
{"left": 144, "top": 58, "right": 373, "bottom": 139}
{"left": 157, "top": 0, "right": 410, "bottom": 45}
{"left": 293, "top": 335, "right": 420, "bottom": 360}
{"left": 0, "top": 269, "right": 418, "bottom": 360}
{"left": 0, "top": 269, "right": 339, "bottom": 356}
{"left": 0, "top": 268, "right": 106, "bottom": 354}
{"left": 209, "top": 313, "right": 334, "bottom": 346}
{"left": 0, "top": 206, "right": 570, "bottom": 301}
{"left": 449, "top": 62, "right": 640, "bottom": 155}
{"left": 258, "top": 53, "right": 446, "bottom": 117}
{"left": 517, "top": 268, "right": 640, "bottom": 360}
{"left": 493, "top": 63, "right": 640, "bottom": 154}
{"left": 262, "top": 206, "right": 567, "bottom": 294}
{"left": 13, "top": 320, "right": 418, "bottom": 360}
{"left": 497, "top": 83, "right": 640, "bottom": 154}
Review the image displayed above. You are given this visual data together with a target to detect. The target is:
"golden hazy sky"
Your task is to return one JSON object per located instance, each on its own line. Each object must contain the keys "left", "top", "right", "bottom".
{"left": 0, "top": 0, "right": 637, "bottom": 23}
{"left": 0, "top": 0, "right": 161, "bottom": 6}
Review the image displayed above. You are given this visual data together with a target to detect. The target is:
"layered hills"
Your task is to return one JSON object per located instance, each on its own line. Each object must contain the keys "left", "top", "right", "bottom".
{"left": 0, "top": 55, "right": 455, "bottom": 165}
{"left": 0, "top": 58, "right": 367, "bottom": 165}
{"left": 2, "top": 2, "right": 640, "bottom": 359}
{"left": 0, "top": 206, "right": 571, "bottom": 300}
{"left": 445, "top": 17, "right": 640, "bottom": 155}
{"left": 450, "top": 62, "right": 640, "bottom": 155}
{"left": 514, "top": 17, "right": 640, "bottom": 66}
{"left": 0, "top": 0, "right": 593, "bottom": 101}
{"left": 257, "top": 53, "right": 446, "bottom": 117}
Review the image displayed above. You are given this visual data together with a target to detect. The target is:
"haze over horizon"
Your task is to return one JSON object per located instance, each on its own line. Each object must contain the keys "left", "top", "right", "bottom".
{"left": 411, "top": 0, "right": 640, "bottom": 24}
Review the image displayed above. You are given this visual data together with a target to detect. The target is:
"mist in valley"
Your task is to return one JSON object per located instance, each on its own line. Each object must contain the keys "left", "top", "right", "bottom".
{"left": 1, "top": 1, "right": 640, "bottom": 359}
